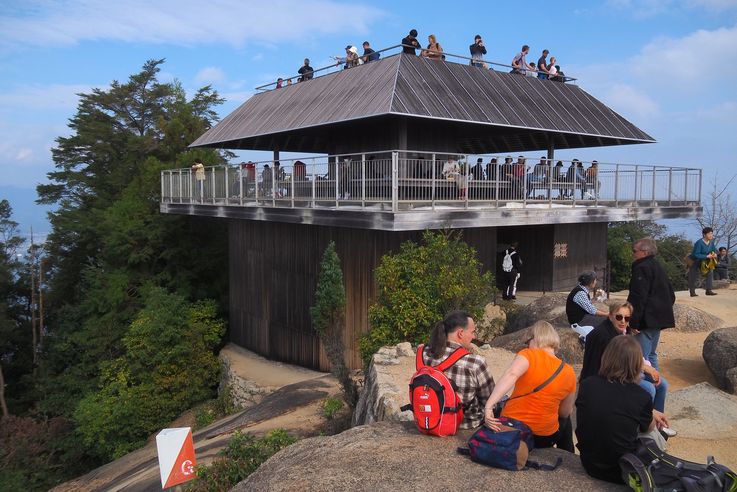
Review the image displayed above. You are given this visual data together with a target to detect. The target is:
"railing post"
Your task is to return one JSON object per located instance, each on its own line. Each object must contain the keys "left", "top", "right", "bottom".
{"left": 548, "top": 162, "right": 553, "bottom": 208}
{"left": 335, "top": 157, "right": 340, "bottom": 207}
{"left": 634, "top": 165, "right": 639, "bottom": 203}
{"left": 431, "top": 153, "right": 436, "bottom": 210}
{"left": 179, "top": 170, "right": 184, "bottom": 203}
{"left": 698, "top": 169, "right": 703, "bottom": 204}
{"left": 290, "top": 162, "right": 295, "bottom": 208}
{"left": 272, "top": 166, "right": 276, "bottom": 207}
{"left": 614, "top": 164, "right": 619, "bottom": 207}
{"left": 668, "top": 168, "right": 673, "bottom": 206}
{"left": 522, "top": 164, "right": 527, "bottom": 208}
{"left": 392, "top": 151, "right": 399, "bottom": 212}
{"left": 464, "top": 155, "right": 469, "bottom": 209}
{"left": 211, "top": 167, "right": 216, "bottom": 204}
{"left": 240, "top": 166, "right": 244, "bottom": 206}
{"left": 255, "top": 166, "right": 259, "bottom": 202}
{"left": 224, "top": 165, "right": 229, "bottom": 202}
{"left": 311, "top": 159, "right": 316, "bottom": 207}
{"left": 684, "top": 169, "right": 689, "bottom": 205}
{"left": 651, "top": 165, "right": 656, "bottom": 205}
{"left": 495, "top": 162, "right": 499, "bottom": 209}
{"left": 189, "top": 169, "right": 193, "bottom": 203}
{"left": 361, "top": 153, "right": 366, "bottom": 208}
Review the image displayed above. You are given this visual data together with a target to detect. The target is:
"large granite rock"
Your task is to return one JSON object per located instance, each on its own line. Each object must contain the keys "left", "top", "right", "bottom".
{"left": 672, "top": 304, "right": 723, "bottom": 332}
{"left": 353, "top": 343, "right": 516, "bottom": 426}
{"left": 476, "top": 303, "right": 507, "bottom": 342}
{"left": 506, "top": 293, "right": 608, "bottom": 333}
{"left": 489, "top": 326, "right": 584, "bottom": 364}
{"left": 234, "top": 421, "right": 625, "bottom": 492}
{"left": 703, "top": 327, "right": 737, "bottom": 393}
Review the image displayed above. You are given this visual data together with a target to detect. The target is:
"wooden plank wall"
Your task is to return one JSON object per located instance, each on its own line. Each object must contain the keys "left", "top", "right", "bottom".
{"left": 551, "top": 222, "right": 608, "bottom": 290}
{"left": 229, "top": 220, "right": 498, "bottom": 371}
{"left": 495, "top": 225, "right": 554, "bottom": 292}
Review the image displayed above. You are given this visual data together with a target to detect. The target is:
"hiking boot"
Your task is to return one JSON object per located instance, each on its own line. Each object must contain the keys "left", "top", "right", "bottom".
{"left": 660, "top": 427, "right": 677, "bottom": 438}
{"left": 706, "top": 291, "right": 718, "bottom": 296}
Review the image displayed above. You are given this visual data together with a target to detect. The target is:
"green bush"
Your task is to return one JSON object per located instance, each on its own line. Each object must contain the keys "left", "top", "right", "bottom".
{"left": 73, "top": 287, "right": 225, "bottom": 460}
{"left": 361, "top": 230, "right": 494, "bottom": 363}
{"left": 321, "top": 397, "right": 344, "bottom": 420}
{"left": 185, "top": 429, "right": 296, "bottom": 491}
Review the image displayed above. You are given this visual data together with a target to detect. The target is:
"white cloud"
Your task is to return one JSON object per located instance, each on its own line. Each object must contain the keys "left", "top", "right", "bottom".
{"left": 602, "top": 84, "right": 660, "bottom": 120}
{"left": 194, "top": 66, "right": 226, "bottom": 85}
{"left": 0, "top": 83, "right": 90, "bottom": 111}
{"left": 607, "top": 0, "right": 737, "bottom": 17}
{"left": 0, "top": 0, "right": 385, "bottom": 49}
{"left": 15, "top": 148, "right": 34, "bottom": 161}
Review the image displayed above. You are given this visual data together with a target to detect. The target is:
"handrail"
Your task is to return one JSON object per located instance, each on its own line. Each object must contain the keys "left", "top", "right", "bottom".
{"left": 254, "top": 43, "right": 576, "bottom": 91}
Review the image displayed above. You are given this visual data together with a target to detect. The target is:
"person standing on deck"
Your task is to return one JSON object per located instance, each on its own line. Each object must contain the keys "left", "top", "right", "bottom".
{"left": 401, "top": 29, "right": 421, "bottom": 55}
{"left": 469, "top": 35, "right": 487, "bottom": 68}
{"left": 537, "top": 49, "right": 550, "bottom": 79}
{"left": 512, "top": 45, "right": 530, "bottom": 74}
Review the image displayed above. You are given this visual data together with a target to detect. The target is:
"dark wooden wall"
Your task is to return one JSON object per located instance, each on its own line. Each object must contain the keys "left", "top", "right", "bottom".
{"left": 229, "top": 220, "right": 606, "bottom": 370}
{"left": 551, "top": 222, "right": 608, "bottom": 290}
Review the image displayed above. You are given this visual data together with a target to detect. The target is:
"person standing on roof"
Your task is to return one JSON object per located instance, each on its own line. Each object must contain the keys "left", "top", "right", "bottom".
{"left": 401, "top": 29, "right": 421, "bottom": 55}
{"left": 501, "top": 242, "right": 522, "bottom": 301}
{"left": 469, "top": 34, "right": 487, "bottom": 68}
{"left": 537, "top": 49, "right": 550, "bottom": 80}
{"left": 511, "top": 44, "right": 530, "bottom": 74}
{"left": 362, "top": 41, "right": 380, "bottom": 63}
{"left": 297, "top": 58, "right": 314, "bottom": 82}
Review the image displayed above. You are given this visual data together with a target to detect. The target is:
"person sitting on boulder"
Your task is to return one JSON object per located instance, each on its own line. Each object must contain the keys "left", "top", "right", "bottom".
{"left": 576, "top": 336, "right": 671, "bottom": 484}
{"left": 483, "top": 321, "right": 576, "bottom": 451}
{"left": 422, "top": 311, "right": 496, "bottom": 429}
{"left": 566, "top": 271, "right": 608, "bottom": 330}
{"left": 580, "top": 301, "right": 674, "bottom": 431}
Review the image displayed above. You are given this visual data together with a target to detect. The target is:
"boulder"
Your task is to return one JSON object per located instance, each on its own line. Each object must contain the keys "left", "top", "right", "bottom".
{"left": 672, "top": 304, "right": 723, "bottom": 332}
{"left": 703, "top": 327, "right": 737, "bottom": 393}
{"left": 234, "top": 421, "right": 625, "bottom": 492}
{"left": 353, "top": 344, "right": 516, "bottom": 426}
{"left": 489, "top": 326, "right": 584, "bottom": 364}
{"left": 506, "top": 293, "right": 608, "bottom": 333}
{"left": 476, "top": 302, "right": 507, "bottom": 342}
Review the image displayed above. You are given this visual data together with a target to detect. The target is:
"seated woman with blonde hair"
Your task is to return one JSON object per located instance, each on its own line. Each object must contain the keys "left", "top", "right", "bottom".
{"left": 421, "top": 34, "right": 444, "bottom": 60}
{"left": 483, "top": 321, "right": 577, "bottom": 451}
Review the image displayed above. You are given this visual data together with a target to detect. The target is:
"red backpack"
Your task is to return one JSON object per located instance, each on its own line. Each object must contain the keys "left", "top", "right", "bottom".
{"left": 401, "top": 344, "right": 469, "bottom": 437}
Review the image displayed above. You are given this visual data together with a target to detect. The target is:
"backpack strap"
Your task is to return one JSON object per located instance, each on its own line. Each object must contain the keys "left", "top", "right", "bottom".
{"left": 525, "top": 457, "right": 563, "bottom": 471}
{"left": 415, "top": 344, "right": 426, "bottom": 371}
{"left": 435, "top": 346, "right": 470, "bottom": 372}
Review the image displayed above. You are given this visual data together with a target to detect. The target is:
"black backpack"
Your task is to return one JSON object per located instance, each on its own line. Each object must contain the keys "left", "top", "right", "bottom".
{"left": 619, "top": 438, "right": 737, "bottom": 492}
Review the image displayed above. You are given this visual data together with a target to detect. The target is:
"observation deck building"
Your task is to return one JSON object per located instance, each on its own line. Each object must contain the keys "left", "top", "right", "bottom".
{"left": 161, "top": 51, "right": 701, "bottom": 370}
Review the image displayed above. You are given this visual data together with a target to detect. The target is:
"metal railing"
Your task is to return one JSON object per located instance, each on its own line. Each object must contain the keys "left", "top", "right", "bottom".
{"left": 161, "top": 151, "right": 701, "bottom": 213}
{"left": 255, "top": 44, "right": 576, "bottom": 91}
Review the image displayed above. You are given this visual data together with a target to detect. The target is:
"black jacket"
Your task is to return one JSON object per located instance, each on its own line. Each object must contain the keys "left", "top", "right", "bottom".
{"left": 627, "top": 255, "right": 675, "bottom": 331}
{"left": 580, "top": 318, "right": 621, "bottom": 381}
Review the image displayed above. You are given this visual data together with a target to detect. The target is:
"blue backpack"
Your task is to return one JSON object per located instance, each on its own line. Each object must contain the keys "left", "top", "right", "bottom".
{"left": 458, "top": 417, "right": 562, "bottom": 471}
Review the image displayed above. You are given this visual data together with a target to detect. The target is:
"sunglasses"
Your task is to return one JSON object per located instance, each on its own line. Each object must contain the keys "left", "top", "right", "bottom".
{"left": 614, "top": 314, "right": 631, "bottom": 322}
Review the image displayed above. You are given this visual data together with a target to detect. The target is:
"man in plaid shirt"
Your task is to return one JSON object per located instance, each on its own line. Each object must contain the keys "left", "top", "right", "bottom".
{"left": 423, "top": 311, "right": 496, "bottom": 428}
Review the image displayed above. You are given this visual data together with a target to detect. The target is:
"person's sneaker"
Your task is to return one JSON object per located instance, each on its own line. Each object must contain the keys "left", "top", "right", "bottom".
{"left": 690, "top": 292, "right": 699, "bottom": 297}
{"left": 706, "top": 291, "right": 718, "bottom": 296}
{"left": 660, "top": 427, "right": 678, "bottom": 438}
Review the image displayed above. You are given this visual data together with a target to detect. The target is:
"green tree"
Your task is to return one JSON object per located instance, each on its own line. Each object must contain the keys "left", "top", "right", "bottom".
{"left": 310, "top": 242, "right": 355, "bottom": 405}
{"left": 73, "top": 287, "right": 224, "bottom": 460}
{"left": 607, "top": 222, "right": 691, "bottom": 291}
{"left": 36, "top": 60, "right": 228, "bottom": 422}
{"left": 361, "top": 230, "right": 494, "bottom": 362}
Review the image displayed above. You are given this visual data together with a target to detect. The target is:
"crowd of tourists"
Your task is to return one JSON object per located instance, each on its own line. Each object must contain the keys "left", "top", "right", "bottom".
{"left": 273, "top": 28, "right": 567, "bottom": 87}
{"left": 408, "top": 228, "right": 731, "bottom": 486}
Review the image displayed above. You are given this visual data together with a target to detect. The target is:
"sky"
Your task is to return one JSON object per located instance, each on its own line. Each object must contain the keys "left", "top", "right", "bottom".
{"left": 1, "top": 0, "right": 736, "bottom": 242}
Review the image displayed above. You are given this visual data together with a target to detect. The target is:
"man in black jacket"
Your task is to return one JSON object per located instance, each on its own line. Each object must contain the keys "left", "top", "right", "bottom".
{"left": 627, "top": 238, "right": 675, "bottom": 371}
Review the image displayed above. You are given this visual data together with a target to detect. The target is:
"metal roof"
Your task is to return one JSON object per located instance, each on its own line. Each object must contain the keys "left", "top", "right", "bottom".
{"left": 191, "top": 54, "right": 654, "bottom": 152}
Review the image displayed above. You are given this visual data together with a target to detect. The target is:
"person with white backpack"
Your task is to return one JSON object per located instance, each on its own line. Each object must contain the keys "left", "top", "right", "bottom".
{"left": 501, "top": 242, "right": 522, "bottom": 301}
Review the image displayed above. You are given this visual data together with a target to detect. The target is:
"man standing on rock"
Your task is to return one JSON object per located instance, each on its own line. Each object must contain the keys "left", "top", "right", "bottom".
{"left": 628, "top": 238, "right": 675, "bottom": 371}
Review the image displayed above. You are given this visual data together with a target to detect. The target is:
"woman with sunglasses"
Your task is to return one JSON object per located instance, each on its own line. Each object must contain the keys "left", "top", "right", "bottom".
{"left": 580, "top": 302, "right": 673, "bottom": 429}
{"left": 483, "top": 321, "right": 577, "bottom": 451}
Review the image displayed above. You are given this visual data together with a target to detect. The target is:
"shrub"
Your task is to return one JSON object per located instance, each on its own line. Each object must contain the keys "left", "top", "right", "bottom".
{"left": 185, "top": 429, "right": 296, "bottom": 491}
{"left": 310, "top": 242, "right": 357, "bottom": 405}
{"left": 321, "top": 397, "right": 344, "bottom": 420}
{"left": 361, "top": 230, "right": 494, "bottom": 363}
{"left": 73, "top": 287, "right": 225, "bottom": 460}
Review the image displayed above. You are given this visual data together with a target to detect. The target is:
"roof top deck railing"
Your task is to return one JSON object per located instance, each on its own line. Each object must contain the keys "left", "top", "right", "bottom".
{"left": 254, "top": 44, "right": 577, "bottom": 92}
{"left": 161, "top": 150, "right": 701, "bottom": 212}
